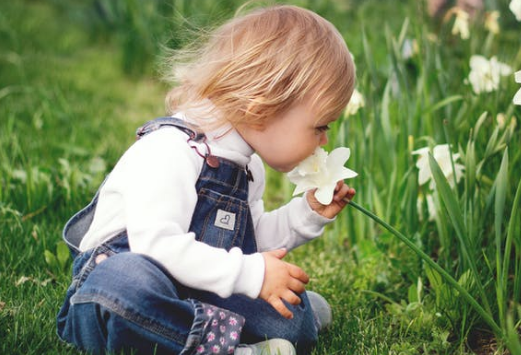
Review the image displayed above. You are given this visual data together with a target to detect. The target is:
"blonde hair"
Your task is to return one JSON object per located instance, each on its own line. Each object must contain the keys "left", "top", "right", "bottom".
{"left": 164, "top": 4, "right": 355, "bottom": 131}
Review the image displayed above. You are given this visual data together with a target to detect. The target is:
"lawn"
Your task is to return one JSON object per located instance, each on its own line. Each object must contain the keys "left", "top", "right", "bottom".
{"left": 1, "top": 0, "right": 520, "bottom": 354}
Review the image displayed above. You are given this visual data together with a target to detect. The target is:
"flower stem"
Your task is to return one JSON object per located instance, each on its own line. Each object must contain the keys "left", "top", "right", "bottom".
{"left": 345, "top": 199, "right": 503, "bottom": 339}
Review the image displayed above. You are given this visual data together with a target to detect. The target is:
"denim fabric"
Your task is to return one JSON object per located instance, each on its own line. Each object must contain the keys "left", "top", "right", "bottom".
{"left": 56, "top": 118, "right": 318, "bottom": 354}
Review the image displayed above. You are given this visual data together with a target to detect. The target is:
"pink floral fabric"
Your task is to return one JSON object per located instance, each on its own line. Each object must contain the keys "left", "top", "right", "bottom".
{"left": 196, "top": 304, "right": 245, "bottom": 354}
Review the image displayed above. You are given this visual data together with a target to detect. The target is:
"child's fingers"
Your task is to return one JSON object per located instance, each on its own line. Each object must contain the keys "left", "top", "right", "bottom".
{"left": 287, "top": 278, "right": 306, "bottom": 294}
{"left": 282, "top": 290, "right": 302, "bottom": 306}
{"left": 287, "top": 263, "right": 309, "bottom": 284}
{"left": 334, "top": 182, "right": 356, "bottom": 203}
{"left": 265, "top": 248, "right": 287, "bottom": 260}
{"left": 268, "top": 295, "right": 293, "bottom": 319}
{"left": 334, "top": 180, "right": 345, "bottom": 191}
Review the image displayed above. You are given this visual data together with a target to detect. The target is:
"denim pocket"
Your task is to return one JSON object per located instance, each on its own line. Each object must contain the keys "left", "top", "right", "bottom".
{"left": 191, "top": 188, "right": 248, "bottom": 251}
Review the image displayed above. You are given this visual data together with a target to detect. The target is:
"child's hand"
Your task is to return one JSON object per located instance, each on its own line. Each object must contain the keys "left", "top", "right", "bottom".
{"left": 259, "top": 249, "right": 309, "bottom": 319}
{"left": 306, "top": 180, "right": 356, "bottom": 219}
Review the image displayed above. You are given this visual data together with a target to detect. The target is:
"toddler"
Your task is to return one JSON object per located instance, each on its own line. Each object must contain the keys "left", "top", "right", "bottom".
{"left": 57, "top": 5, "right": 356, "bottom": 355}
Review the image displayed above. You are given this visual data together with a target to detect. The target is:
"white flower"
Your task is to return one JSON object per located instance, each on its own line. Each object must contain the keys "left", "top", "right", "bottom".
{"left": 412, "top": 144, "right": 464, "bottom": 190}
{"left": 510, "top": 0, "right": 521, "bottom": 21}
{"left": 287, "top": 147, "right": 358, "bottom": 205}
{"left": 514, "top": 70, "right": 521, "bottom": 105}
{"left": 468, "top": 55, "right": 512, "bottom": 94}
{"left": 345, "top": 89, "right": 365, "bottom": 116}
{"left": 451, "top": 8, "right": 470, "bottom": 40}
{"left": 484, "top": 11, "right": 500, "bottom": 34}
{"left": 402, "top": 38, "right": 418, "bottom": 60}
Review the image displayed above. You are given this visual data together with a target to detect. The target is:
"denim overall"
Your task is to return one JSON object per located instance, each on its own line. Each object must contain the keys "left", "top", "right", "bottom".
{"left": 56, "top": 118, "right": 318, "bottom": 355}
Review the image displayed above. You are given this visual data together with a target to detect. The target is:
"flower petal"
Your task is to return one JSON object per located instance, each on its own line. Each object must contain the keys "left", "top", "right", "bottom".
{"left": 292, "top": 179, "right": 319, "bottom": 196}
{"left": 412, "top": 147, "right": 429, "bottom": 156}
{"left": 331, "top": 167, "right": 358, "bottom": 182}
{"left": 315, "top": 184, "right": 336, "bottom": 205}
{"left": 515, "top": 70, "right": 521, "bottom": 83}
{"left": 327, "top": 147, "right": 351, "bottom": 166}
{"left": 514, "top": 88, "right": 521, "bottom": 105}
{"left": 510, "top": 0, "right": 521, "bottom": 21}
{"left": 418, "top": 165, "right": 432, "bottom": 186}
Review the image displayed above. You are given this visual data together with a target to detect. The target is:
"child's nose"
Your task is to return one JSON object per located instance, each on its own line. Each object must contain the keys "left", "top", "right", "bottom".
{"left": 319, "top": 132, "right": 328, "bottom": 146}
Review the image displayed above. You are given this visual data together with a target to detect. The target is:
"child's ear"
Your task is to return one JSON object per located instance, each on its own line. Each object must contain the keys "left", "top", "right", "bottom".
{"left": 247, "top": 121, "right": 266, "bottom": 131}
{"left": 244, "top": 99, "right": 267, "bottom": 131}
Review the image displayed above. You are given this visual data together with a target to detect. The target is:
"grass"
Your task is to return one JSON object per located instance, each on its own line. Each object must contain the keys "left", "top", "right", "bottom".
{"left": 1, "top": 0, "right": 520, "bottom": 354}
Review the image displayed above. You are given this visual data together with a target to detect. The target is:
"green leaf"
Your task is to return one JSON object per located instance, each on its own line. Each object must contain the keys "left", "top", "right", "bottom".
{"left": 428, "top": 153, "right": 466, "bottom": 239}
{"left": 44, "top": 250, "right": 57, "bottom": 268}
{"left": 425, "top": 264, "right": 443, "bottom": 292}
{"left": 408, "top": 283, "right": 418, "bottom": 304}
{"left": 494, "top": 149, "right": 509, "bottom": 328}
{"left": 428, "top": 153, "right": 492, "bottom": 315}
{"left": 464, "top": 140, "right": 476, "bottom": 197}
{"left": 423, "top": 95, "right": 463, "bottom": 116}
{"left": 472, "top": 111, "right": 488, "bottom": 140}
{"left": 484, "top": 126, "right": 500, "bottom": 159}
{"left": 56, "top": 241, "right": 70, "bottom": 270}
{"left": 506, "top": 313, "right": 521, "bottom": 354}
{"left": 503, "top": 169, "right": 521, "bottom": 307}
{"left": 495, "top": 149, "right": 508, "bottom": 271}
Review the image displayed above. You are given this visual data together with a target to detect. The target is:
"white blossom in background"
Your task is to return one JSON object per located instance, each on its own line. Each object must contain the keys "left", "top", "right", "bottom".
{"left": 496, "top": 113, "right": 507, "bottom": 128}
{"left": 402, "top": 38, "right": 418, "bottom": 60}
{"left": 345, "top": 89, "right": 365, "bottom": 116}
{"left": 412, "top": 144, "right": 465, "bottom": 190}
{"left": 514, "top": 70, "right": 521, "bottom": 105}
{"left": 484, "top": 11, "right": 500, "bottom": 34}
{"left": 287, "top": 147, "right": 357, "bottom": 205}
{"left": 497, "top": 114, "right": 518, "bottom": 131}
{"left": 468, "top": 55, "right": 512, "bottom": 94}
{"left": 451, "top": 8, "right": 470, "bottom": 40}
{"left": 510, "top": 0, "right": 521, "bottom": 21}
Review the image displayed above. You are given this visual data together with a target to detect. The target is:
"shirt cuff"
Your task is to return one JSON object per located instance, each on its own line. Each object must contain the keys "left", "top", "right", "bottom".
{"left": 296, "top": 193, "right": 334, "bottom": 229}
{"left": 233, "top": 251, "right": 265, "bottom": 298}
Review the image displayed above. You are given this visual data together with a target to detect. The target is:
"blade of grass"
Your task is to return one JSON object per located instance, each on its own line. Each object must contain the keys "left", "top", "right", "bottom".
{"left": 428, "top": 153, "right": 493, "bottom": 316}
{"left": 503, "top": 162, "right": 521, "bottom": 306}
{"left": 495, "top": 149, "right": 508, "bottom": 329}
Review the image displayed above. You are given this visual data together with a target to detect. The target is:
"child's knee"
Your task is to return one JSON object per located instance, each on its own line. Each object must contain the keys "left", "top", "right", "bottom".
{"left": 79, "top": 252, "right": 178, "bottom": 303}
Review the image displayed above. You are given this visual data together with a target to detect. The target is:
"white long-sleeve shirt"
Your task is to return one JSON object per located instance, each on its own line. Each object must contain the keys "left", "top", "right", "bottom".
{"left": 80, "top": 118, "right": 332, "bottom": 299}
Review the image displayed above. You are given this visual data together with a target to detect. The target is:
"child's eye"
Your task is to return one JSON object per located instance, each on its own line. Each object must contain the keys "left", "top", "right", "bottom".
{"left": 315, "top": 125, "right": 330, "bottom": 133}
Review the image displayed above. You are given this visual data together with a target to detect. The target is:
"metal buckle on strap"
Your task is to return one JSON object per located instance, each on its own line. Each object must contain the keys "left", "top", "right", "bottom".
{"left": 187, "top": 135, "right": 220, "bottom": 168}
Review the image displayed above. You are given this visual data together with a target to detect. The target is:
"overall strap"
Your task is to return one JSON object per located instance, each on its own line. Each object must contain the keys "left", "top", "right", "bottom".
{"left": 138, "top": 117, "right": 225, "bottom": 169}
{"left": 135, "top": 117, "right": 205, "bottom": 141}
{"left": 64, "top": 117, "right": 204, "bottom": 256}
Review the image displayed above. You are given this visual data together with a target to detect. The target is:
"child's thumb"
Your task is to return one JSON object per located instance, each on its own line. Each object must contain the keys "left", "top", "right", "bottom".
{"left": 266, "top": 248, "right": 287, "bottom": 260}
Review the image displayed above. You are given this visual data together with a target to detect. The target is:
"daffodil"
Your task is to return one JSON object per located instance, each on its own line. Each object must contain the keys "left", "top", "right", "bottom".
{"left": 345, "top": 89, "right": 365, "bottom": 116}
{"left": 402, "top": 38, "right": 418, "bottom": 60}
{"left": 484, "top": 11, "right": 500, "bottom": 34}
{"left": 514, "top": 70, "right": 521, "bottom": 105}
{"left": 510, "top": 0, "right": 521, "bottom": 21}
{"left": 287, "top": 147, "right": 358, "bottom": 205}
{"left": 452, "top": 8, "right": 470, "bottom": 40}
{"left": 450, "top": 8, "right": 470, "bottom": 40}
{"left": 468, "top": 55, "right": 512, "bottom": 94}
{"left": 412, "top": 144, "right": 464, "bottom": 190}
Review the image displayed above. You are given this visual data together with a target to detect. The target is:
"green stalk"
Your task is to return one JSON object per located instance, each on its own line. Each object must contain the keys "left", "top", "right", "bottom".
{"left": 345, "top": 199, "right": 504, "bottom": 339}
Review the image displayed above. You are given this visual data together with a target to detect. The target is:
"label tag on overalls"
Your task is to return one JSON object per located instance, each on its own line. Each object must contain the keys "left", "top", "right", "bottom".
{"left": 215, "top": 209, "right": 236, "bottom": 231}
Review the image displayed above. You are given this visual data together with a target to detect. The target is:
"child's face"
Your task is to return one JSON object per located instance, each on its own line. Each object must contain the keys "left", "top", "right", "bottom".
{"left": 237, "top": 100, "right": 334, "bottom": 172}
